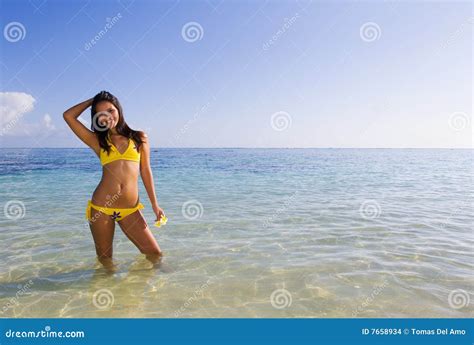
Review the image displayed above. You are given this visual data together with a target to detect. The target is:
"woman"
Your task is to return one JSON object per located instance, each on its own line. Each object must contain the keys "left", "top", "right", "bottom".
{"left": 63, "top": 91, "right": 164, "bottom": 267}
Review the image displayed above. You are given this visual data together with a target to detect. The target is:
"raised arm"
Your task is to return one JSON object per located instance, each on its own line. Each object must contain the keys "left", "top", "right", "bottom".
{"left": 63, "top": 98, "right": 99, "bottom": 153}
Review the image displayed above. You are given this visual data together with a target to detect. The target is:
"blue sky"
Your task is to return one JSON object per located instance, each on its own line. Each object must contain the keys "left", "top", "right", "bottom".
{"left": 0, "top": 0, "right": 472, "bottom": 148}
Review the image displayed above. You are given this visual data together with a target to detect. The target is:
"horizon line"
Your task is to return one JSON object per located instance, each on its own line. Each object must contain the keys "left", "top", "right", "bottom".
{"left": 0, "top": 147, "right": 472, "bottom": 150}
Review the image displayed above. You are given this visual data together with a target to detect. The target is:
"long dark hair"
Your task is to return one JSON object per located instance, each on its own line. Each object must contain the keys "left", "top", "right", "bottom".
{"left": 90, "top": 90, "right": 144, "bottom": 154}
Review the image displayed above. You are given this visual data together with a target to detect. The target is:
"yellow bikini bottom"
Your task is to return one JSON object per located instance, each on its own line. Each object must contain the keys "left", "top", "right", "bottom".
{"left": 86, "top": 200, "right": 144, "bottom": 222}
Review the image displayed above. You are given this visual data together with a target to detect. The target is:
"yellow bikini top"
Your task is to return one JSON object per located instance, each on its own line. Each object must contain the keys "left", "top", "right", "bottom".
{"left": 100, "top": 133, "right": 140, "bottom": 166}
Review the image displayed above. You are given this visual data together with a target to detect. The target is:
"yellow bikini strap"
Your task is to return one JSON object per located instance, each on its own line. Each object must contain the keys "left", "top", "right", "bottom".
{"left": 86, "top": 200, "right": 92, "bottom": 220}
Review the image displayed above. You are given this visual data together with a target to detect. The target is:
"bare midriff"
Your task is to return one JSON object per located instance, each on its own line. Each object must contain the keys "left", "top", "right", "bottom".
{"left": 91, "top": 160, "right": 140, "bottom": 208}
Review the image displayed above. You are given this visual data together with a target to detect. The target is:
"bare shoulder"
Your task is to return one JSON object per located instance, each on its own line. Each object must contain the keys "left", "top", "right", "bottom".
{"left": 137, "top": 130, "right": 149, "bottom": 143}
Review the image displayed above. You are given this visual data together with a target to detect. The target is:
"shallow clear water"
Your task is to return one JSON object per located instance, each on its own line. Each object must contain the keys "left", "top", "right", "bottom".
{"left": 0, "top": 148, "right": 472, "bottom": 317}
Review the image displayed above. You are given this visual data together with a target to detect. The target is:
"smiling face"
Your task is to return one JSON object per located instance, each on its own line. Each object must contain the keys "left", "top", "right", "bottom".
{"left": 94, "top": 101, "right": 120, "bottom": 130}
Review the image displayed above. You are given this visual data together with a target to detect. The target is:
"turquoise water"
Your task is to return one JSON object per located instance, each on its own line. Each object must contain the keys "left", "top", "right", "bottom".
{"left": 0, "top": 148, "right": 472, "bottom": 317}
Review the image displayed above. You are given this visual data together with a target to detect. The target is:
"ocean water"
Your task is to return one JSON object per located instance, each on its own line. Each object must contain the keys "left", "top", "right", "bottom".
{"left": 0, "top": 148, "right": 472, "bottom": 318}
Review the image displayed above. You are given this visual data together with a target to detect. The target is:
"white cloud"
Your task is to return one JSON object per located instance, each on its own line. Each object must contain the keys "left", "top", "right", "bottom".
{"left": 0, "top": 92, "right": 57, "bottom": 136}
{"left": 43, "top": 113, "right": 55, "bottom": 130}
{"left": 0, "top": 92, "right": 36, "bottom": 134}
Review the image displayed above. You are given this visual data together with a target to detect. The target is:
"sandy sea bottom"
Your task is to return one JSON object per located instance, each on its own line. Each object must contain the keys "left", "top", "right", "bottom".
{"left": 0, "top": 148, "right": 472, "bottom": 317}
